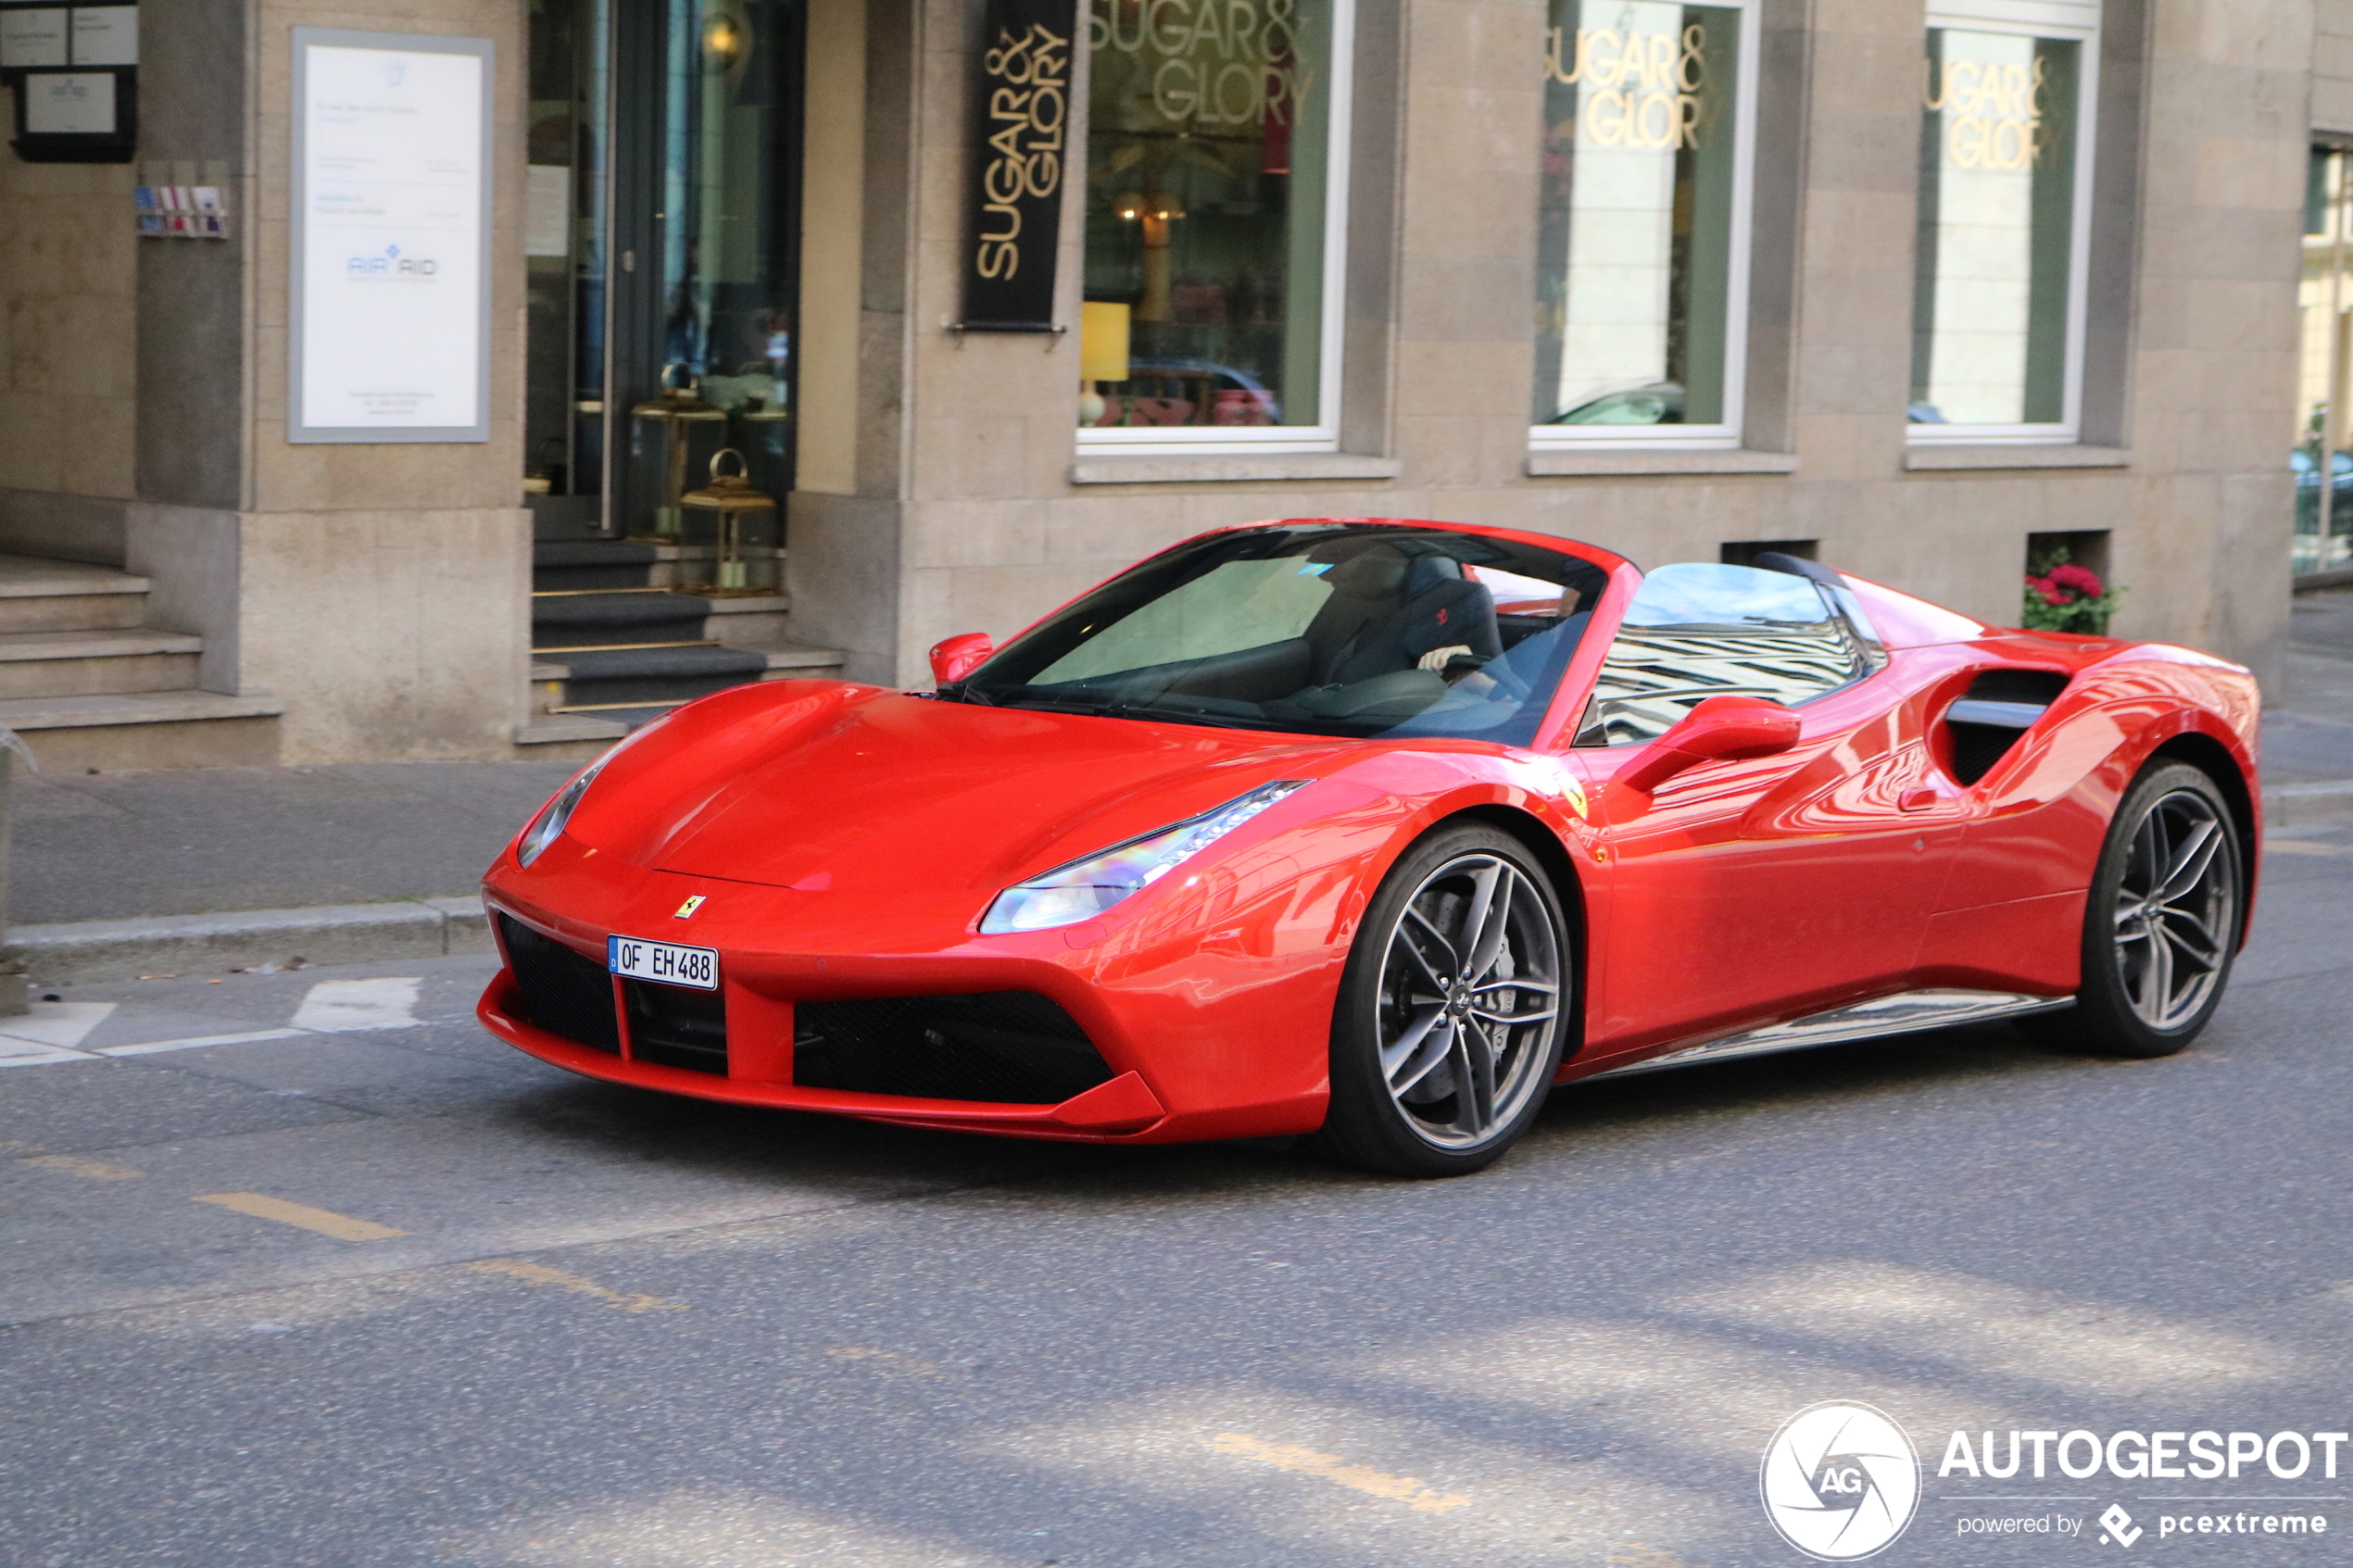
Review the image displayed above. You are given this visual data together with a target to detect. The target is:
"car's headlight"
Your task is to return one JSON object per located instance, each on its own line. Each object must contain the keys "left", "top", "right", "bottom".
{"left": 515, "top": 717, "right": 680, "bottom": 868}
{"left": 979, "top": 780, "right": 1310, "bottom": 934}
{"left": 515, "top": 758, "right": 609, "bottom": 867}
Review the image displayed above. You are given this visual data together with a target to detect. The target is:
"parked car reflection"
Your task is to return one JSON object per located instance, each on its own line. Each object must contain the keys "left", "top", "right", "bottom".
{"left": 1087, "top": 359, "right": 1281, "bottom": 428}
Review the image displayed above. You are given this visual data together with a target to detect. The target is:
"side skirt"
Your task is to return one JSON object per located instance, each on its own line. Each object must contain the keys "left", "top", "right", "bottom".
{"left": 1583, "top": 989, "right": 2075, "bottom": 1082}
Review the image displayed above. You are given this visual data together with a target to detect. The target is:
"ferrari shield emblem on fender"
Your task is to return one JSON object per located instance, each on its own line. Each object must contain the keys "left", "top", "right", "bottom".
{"left": 673, "top": 896, "right": 706, "bottom": 920}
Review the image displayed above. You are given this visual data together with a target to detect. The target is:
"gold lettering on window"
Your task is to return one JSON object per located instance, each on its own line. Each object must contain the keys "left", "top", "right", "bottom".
{"left": 1542, "top": 22, "right": 1710, "bottom": 151}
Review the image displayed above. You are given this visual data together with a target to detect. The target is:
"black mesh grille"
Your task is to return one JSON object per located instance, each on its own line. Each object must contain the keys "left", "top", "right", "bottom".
{"left": 793, "top": 992, "right": 1115, "bottom": 1105}
{"left": 624, "top": 980, "right": 728, "bottom": 1075}
{"left": 497, "top": 914, "right": 620, "bottom": 1055}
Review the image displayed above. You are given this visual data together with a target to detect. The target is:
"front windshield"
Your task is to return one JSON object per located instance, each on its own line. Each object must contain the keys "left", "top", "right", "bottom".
{"left": 956, "top": 524, "right": 1612, "bottom": 744}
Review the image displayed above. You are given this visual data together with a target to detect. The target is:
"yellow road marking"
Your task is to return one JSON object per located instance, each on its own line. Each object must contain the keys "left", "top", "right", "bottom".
{"left": 1209, "top": 1432, "right": 1470, "bottom": 1513}
{"left": 21, "top": 1153, "right": 142, "bottom": 1181}
{"left": 194, "top": 1192, "right": 407, "bottom": 1241}
{"left": 464, "top": 1258, "right": 686, "bottom": 1313}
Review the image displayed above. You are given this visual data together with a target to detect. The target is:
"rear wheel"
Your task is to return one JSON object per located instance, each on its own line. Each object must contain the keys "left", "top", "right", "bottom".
{"left": 1313, "top": 825, "right": 1570, "bottom": 1177}
{"left": 2030, "top": 762, "right": 2244, "bottom": 1059}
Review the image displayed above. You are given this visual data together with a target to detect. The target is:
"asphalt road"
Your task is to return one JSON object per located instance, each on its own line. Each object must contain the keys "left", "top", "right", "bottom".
{"left": 4, "top": 824, "right": 2349, "bottom": 1567}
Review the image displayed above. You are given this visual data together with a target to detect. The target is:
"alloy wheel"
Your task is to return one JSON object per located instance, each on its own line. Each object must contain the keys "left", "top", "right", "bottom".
{"left": 1374, "top": 853, "right": 1564, "bottom": 1149}
{"left": 2111, "top": 788, "right": 2238, "bottom": 1031}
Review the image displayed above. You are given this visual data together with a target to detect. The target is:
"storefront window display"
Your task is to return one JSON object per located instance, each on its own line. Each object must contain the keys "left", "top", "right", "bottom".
{"left": 1078, "top": 0, "right": 1352, "bottom": 451}
{"left": 1531, "top": 0, "right": 1753, "bottom": 445}
{"left": 2296, "top": 145, "right": 2353, "bottom": 577}
{"left": 1909, "top": 4, "right": 2095, "bottom": 439}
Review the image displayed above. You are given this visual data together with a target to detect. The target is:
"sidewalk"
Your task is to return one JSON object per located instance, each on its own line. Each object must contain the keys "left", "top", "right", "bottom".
{"left": 9, "top": 761, "right": 578, "bottom": 984}
{"left": 8, "top": 604, "right": 2353, "bottom": 985}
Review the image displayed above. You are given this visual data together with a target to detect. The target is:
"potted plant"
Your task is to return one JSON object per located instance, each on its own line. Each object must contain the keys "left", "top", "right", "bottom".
{"left": 2022, "top": 546, "right": 2123, "bottom": 635}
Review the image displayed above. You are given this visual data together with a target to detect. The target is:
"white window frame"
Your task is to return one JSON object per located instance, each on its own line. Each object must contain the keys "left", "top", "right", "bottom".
{"left": 1907, "top": 0, "right": 2101, "bottom": 446}
{"left": 1076, "top": 0, "right": 1356, "bottom": 458}
{"left": 1528, "top": 0, "right": 1762, "bottom": 454}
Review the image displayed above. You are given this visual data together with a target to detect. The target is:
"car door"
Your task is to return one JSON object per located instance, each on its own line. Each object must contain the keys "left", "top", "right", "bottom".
{"left": 1572, "top": 563, "right": 1968, "bottom": 1059}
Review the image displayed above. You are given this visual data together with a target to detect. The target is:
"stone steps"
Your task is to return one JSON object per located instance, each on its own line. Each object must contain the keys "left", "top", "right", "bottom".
{"left": 0, "top": 554, "right": 280, "bottom": 771}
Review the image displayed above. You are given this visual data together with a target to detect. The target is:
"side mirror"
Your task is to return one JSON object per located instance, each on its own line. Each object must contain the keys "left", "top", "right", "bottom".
{"left": 928, "top": 632, "right": 995, "bottom": 687}
{"left": 1615, "top": 696, "right": 1801, "bottom": 795}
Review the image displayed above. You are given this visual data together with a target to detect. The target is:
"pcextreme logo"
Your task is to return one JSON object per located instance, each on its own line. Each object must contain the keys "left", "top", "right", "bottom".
{"left": 1760, "top": 1402, "right": 1922, "bottom": 1561}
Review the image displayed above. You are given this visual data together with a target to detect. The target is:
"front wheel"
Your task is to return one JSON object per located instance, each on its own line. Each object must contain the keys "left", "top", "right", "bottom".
{"left": 2032, "top": 761, "right": 2245, "bottom": 1059}
{"left": 1313, "top": 825, "right": 1571, "bottom": 1177}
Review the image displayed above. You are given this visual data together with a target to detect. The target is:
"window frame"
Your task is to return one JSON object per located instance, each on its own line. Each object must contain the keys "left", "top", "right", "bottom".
{"left": 1526, "top": 0, "right": 1763, "bottom": 455}
{"left": 1906, "top": 0, "right": 2102, "bottom": 447}
{"left": 1074, "top": 0, "right": 1358, "bottom": 458}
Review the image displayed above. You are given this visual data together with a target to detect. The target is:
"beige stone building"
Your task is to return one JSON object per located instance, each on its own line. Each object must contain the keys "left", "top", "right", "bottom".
{"left": 0, "top": 0, "right": 2330, "bottom": 767}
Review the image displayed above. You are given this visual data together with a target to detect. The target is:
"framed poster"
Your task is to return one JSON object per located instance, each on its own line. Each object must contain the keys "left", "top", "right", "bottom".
{"left": 289, "top": 29, "right": 494, "bottom": 444}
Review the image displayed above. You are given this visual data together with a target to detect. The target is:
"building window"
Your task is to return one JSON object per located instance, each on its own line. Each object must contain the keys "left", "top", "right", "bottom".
{"left": 1530, "top": 1, "right": 1758, "bottom": 450}
{"left": 1077, "top": 0, "right": 1353, "bottom": 454}
{"left": 1908, "top": 1, "right": 2098, "bottom": 442}
{"left": 2296, "top": 145, "right": 2353, "bottom": 577}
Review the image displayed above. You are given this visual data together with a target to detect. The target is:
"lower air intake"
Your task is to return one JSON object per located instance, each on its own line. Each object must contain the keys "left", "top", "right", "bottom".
{"left": 793, "top": 992, "right": 1115, "bottom": 1105}
{"left": 497, "top": 913, "right": 620, "bottom": 1055}
{"left": 623, "top": 980, "right": 728, "bottom": 1075}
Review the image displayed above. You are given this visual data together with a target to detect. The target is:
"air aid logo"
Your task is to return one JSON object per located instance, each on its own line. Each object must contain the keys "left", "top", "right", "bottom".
{"left": 346, "top": 243, "right": 438, "bottom": 279}
{"left": 1761, "top": 1402, "right": 1921, "bottom": 1561}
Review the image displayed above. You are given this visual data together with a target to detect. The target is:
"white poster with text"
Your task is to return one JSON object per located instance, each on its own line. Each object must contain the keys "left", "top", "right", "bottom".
{"left": 293, "top": 34, "right": 491, "bottom": 441}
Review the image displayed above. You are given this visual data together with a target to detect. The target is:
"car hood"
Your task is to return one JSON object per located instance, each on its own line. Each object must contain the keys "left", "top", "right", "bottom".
{"left": 566, "top": 684, "right": 1352, "bottom": 894}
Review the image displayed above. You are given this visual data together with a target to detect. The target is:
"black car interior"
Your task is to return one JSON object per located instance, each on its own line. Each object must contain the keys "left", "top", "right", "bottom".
{"left": 964, "top": 528, "right": 1606, "bottom": 742}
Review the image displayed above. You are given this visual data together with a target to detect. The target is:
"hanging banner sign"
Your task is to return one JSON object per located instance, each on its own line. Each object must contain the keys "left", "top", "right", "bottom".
{"left": 959, "top": 0, "right": 1072, "bottom": 332}
{"left": 289, "top": 29, "right": 494, "bottom": 443}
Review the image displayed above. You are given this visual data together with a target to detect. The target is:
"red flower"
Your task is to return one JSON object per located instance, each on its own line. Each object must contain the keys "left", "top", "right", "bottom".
{"left": 2046, "top": 563, "right": 2104, "bottom": 599}
{"left": 2025, "top": 573, "right": 2067, "bottom": 606}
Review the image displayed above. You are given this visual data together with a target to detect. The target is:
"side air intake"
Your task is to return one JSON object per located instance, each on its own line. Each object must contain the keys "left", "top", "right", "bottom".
{"left": 1944, "top": 669, "right": 2071, "bottom": 785}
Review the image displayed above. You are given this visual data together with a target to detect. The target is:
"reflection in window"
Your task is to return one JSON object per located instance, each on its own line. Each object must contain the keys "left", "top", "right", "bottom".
{"left": 1533, "top": 1, "right": 1745, "bottom": 433}
{"left": 1575, "top": 563, "right": 1868, "bottom": 745}
{"left": 1079, "top": 0, "right": 1340, "bottom": 436}
{"left": 2296, "top": 146, "right": 2353, "bottom": 577}
{"left": 1909, "top": 25, "right": 2082, "bottom": 431}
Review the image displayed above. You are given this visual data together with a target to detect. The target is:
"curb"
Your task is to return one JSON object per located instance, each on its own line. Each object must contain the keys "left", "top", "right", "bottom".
{"left": 5, "top": 778, "right": 2346, "bottom": 986}
{"left": 8, "top": 898, "right": 492, "bottom": 985}
{"left": 2264, "top": 780, "right": 2353, "bottom": 827}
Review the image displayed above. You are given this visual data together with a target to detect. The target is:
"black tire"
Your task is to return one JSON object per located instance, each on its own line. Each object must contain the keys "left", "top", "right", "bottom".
{"left": 1312, "top": 823, "right": 1571, "bottom": 1177}
{"left": 2026, "top": 761, "right": 2245, "bottom": 1059}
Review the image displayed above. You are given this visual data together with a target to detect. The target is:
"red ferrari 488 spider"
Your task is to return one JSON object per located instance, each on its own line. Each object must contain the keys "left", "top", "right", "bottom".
{"left": 480, "top": 518, "right": 2260, "bottom": 1176}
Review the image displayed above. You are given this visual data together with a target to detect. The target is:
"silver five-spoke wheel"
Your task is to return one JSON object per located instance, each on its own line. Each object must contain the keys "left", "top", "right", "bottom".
{"left": 2031, "top": 760, "right": 2244, "bottom": 1060}
{"left": 1317, "top": 825, "right": 1571, "bottom": 1176}
{"left": 2111, "top": 786, "right": 2236, "bottom": 1030}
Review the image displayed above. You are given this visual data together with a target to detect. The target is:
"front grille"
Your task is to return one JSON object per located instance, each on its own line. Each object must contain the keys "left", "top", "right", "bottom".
{"left": 793, "top": 992, "right": 1115, "bottom": 1105}
{"left": 623, "top": 980, "right": 728, "bottom": 1075}
{"left": 497, "top": 914, "right": 621, "bottom": 1055}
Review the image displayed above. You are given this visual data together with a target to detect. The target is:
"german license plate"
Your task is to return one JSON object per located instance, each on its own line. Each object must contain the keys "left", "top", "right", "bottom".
{"left": 608, "top": 935, "right": 718, "bottom": 990}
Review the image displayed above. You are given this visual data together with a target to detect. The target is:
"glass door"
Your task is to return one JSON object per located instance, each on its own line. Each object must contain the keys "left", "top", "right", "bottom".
{"left": 526, "top": 0, "right": 805, "bottom": 538}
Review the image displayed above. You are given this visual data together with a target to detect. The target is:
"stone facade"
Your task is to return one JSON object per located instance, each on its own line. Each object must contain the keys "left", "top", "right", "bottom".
{"left": 786, "top": 0, "right": 2309, "bottom": 699}
{"left": 0, "top": 0, "right": 2325, "bottom": 761}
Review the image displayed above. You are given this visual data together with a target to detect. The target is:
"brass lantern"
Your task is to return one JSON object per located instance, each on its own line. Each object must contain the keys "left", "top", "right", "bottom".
{"left": 677, "top": 449, "right": 779, "bottom": 596}
{"left": 628, "top": 362, "right": 727, "bottom": 539}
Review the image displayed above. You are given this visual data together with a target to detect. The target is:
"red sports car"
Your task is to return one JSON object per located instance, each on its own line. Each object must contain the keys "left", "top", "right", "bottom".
{"left": 479, "top": 518, "right": 2260, "bottom": 1176}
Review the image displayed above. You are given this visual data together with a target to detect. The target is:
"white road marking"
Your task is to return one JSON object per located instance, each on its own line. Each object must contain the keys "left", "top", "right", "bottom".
{"left": 0, "top": 1001, "right": 117, "bottom": 1050}
{"left": 98, "top": 1029, "right": 308, "bottom": 1058}
{"left": 290, "top": 978, "right": 423, "bottom": 1034}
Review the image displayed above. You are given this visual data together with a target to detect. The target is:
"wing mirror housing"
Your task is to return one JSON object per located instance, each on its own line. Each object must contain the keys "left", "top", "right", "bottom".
{"left": 1615, "top": 696, "right": 1801, "bottom": 795}
{"left": 928, "top": 633, "right": 995, "bottom": 687}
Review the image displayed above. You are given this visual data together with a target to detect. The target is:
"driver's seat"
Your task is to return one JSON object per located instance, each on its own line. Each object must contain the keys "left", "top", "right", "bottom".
{"left": 1302, "top": 547, "right": 1501, "bottom": 687}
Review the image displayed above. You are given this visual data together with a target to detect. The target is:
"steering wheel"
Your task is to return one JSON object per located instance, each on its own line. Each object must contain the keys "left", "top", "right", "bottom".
{"left": 1445, "top": 651, "right": 1530, "bottom": 700}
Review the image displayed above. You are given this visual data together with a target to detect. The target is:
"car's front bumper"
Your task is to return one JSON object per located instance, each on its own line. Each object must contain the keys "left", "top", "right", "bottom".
{"left": 476, "top": 837, "right": 1340, "bottom": 1145}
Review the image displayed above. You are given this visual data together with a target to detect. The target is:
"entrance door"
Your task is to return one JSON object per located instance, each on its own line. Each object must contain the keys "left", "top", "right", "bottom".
{"left": 526, "top": 0, "right": 806, "bottom": 533}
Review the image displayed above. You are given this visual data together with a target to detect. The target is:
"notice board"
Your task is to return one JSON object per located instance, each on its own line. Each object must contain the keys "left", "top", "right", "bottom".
{"left": 289, "top": 30, "right": 493, "bottom": 443}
